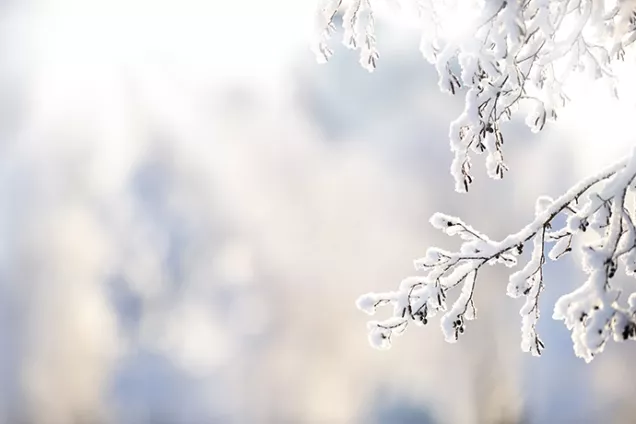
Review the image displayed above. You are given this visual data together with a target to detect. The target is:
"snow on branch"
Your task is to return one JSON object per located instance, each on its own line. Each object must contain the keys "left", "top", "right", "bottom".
{"left": 313, "top": 0, "right": 379, "bottom": 71}
{"left": 357, "top": 148, "right": 636, "bottom": 361}
{"left": 313, "top": 0, "right": 636, "bottom": 191}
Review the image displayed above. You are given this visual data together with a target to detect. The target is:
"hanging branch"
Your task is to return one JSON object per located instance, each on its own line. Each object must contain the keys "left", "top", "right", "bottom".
{"left": 313, "top": 0, "right": 636, "bottom": 191}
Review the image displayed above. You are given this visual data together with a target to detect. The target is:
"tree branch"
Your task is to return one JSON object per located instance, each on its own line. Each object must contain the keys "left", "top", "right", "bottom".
{"left": 358, "top": 148, "right": 636, "bottom": 360}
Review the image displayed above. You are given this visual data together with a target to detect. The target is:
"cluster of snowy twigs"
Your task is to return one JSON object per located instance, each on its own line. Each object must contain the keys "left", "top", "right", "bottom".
{"left": 357, "top": 150, "right": 636, "bottom": 361}
{"left": 314, "top": 0, "right": 636, "bottom": 190}
{"left": 314, "top": 0, "right": 636, "bottom": 359}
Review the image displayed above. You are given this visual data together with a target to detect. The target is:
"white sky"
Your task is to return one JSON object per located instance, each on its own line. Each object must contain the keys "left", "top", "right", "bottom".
{"left": 24, "top": 0, "right": 315, "bottom": 82}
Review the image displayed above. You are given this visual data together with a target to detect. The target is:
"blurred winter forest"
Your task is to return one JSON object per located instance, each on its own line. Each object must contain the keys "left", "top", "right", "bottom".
{"left": 1, "top": 1, "right": 636, "bottom": 423}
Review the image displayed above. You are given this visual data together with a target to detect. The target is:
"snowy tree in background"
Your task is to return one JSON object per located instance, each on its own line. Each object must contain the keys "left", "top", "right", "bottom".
{"left": 314, "top": 0, "right": 636, "bottom": 361}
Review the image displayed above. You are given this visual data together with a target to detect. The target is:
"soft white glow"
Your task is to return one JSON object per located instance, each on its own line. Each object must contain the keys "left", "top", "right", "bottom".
{"left": 28, "top": 0, "right": 314, "bottom": 81}
{"left": 558, "top": 58, "right": 636, "bottom": 173}
{"left": 437, "top": 0, "right": 481, "bottom": 42}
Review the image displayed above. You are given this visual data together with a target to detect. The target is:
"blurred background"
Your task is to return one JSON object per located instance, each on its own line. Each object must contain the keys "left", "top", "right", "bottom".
{"left": 1, "top": 0, "right": 636, "bottom": 423}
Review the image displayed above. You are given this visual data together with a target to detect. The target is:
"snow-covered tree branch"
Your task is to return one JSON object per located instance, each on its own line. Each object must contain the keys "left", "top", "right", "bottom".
{"left": 313, "top": 0, "right": 636, "bottom": 360}
{"left": 358, "top": 151, "right": 636, "bottom": 361}
{"left": 314, "top": 0, "right": 636, "bottom": 190}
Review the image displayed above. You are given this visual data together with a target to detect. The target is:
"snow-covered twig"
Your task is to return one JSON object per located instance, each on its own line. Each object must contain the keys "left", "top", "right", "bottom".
{"left": 313, "top": 0, "right": 378, "bottom": 71}
{"left": 357, "top": 148, "right": 636, "bottom": 360}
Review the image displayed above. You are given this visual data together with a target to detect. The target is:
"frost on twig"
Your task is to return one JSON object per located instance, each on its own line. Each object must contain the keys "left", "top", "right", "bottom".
{"left": 357, "top": 147, "right": 636, "bottom": 361}
{"left": 313, "top": 0, "right": 379, "bottom": 71}
{"left": 313, "top": 0, "right": 636, "bottom": 191}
